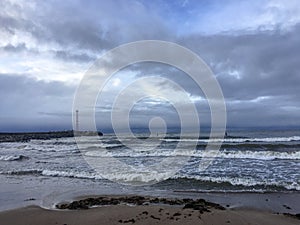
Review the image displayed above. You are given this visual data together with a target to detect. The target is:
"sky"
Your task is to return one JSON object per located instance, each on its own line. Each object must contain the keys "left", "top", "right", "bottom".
{"left": 0, "top": 0, "right": 300, "bottom": 132}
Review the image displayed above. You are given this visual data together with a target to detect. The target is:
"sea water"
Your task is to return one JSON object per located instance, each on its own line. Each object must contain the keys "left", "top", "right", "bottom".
{"left": 0, "top": 129, "right": 299, "bottom": 210}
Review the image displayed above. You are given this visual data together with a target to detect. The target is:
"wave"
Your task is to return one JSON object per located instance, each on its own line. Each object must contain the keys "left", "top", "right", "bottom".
{"left": 216, "top": 150, "right": 300, "bottom": 160}
{"left": 2, "top": 168, "right": 298, "bottom": 191}
{"left": 1, "top": 169, "right": 98, "bottom": 179}
{"left": 41, "top": 170, "right": 102, "bottom": 180}
{"left": 24, "top": 142, "right": 123, "bottom": 152}
{"left": 163, "top": 136, "right": 300, "bottom": 143}
{"left": 2, "top": 169, "right": 168, "bottom": 184}
{"left": 84, "top": 149, "right": 300, "bottom": 160}
{"left": 172, "top": 175, "right": 300, "bottom": 191}
{"left": 41, "top": 169, "right": 172, "bottom": 184}
{"left": 0, "top": 155, "right": 29, "bottom": 161}
{"left": 37, "top": 170, "right": 300, "bottom": 191}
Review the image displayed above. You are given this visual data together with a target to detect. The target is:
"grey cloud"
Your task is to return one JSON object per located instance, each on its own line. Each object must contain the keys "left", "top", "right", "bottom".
{"left": 0, "top": 0, "right": 171, "bottom": 53}
{"left": 180, "top": 25, "right": 300, "bottom": 102}
{"left": 0, "top": 74, "right": 74, "bottom": 97}
{"left": 0, "top": 43, "right": 27, "bottom": 52}
{"left": 0, "top": 73, "right": 75, "bottom": 131}
{"left": 38, "top": 112, "right": 72, "bottom": 117}
{"left": 0, "top": 43, "right": 94, "bottom": 63}
{"left": 0, "top": 15, "right": 26, "bottom": 35}
{"left": 0, "top": 1, "right": 113, "bottom": 61}
{"left": 129, "top": 26, "right": 300, "bottom": 103}
{"left": 106, "top": 25, "right": 300, "bottom": 128}
{"left": 0, "top": 0, "right": 299, "bottom": 130}
{"left": 0, "top": 0, "right": 37, "bottom": 36}
{"left": 53, "top": 50, "right": 95, "bottom": 62}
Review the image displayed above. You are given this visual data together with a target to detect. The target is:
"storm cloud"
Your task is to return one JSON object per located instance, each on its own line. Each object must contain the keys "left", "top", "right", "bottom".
{"left": 0, "top": 73, "right": 75, "bottom": 131}
{"left": 0, "top": 0, "right": 299, "bottom": 131}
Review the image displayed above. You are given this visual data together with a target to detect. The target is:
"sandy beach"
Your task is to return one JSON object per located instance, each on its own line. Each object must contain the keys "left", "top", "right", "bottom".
{"left": 0, "top": 195, "right": 299, "bottom": 225}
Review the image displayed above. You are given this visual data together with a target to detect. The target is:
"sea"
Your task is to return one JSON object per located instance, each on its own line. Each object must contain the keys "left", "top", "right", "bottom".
{"left": 0, "top": 129, "right": 299, "bottom": 211}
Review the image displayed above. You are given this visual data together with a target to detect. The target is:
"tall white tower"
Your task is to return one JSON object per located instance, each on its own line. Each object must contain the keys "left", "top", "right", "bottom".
{"left": 75, "top": 110, "right": 79, "bottom": 131}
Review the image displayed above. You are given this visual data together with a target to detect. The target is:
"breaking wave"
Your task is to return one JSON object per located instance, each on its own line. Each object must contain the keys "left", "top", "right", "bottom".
{"left": 0, "top": 155, "right": 29, "bottom": 161}
{"left": 84, "top": 149, "right": 300, "bottom": 160}
{"left": 2, "top": 169, "right": 298, "bottom": 192}
{"left": 163, "top": 136, "right": 300, "bottom": 143}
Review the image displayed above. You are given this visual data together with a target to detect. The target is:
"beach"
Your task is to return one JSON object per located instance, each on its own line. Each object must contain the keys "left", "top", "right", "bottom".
{"left": 0, "top": 195, "right": 299, "bottom": 225}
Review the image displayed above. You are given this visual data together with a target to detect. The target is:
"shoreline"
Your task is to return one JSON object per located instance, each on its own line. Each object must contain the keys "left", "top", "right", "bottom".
{"left": 1, "top": 175, "right": 300, "bottom": 213}
{"left": 0, "top": 195, "right": 299, "bottom": 225}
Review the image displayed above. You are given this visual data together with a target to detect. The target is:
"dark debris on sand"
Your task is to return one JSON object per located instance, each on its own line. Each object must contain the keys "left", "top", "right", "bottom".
{"left": 56, "top": 196, "right": 225, "bottom": 213}
{"left": 283, "top": 213, "right": 300, "bottom": 220}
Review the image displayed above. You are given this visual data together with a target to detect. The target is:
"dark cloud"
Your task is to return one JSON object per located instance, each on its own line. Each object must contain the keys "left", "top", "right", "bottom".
{"left": 0, "top": 0, "right": 299, "bottom": 131}
{"left": 0, "top": 73, "right": 75, "bottom": 131}
{"left": 0, "top": 0, "right": 171, "bottom": 52}
{"left": 180, "top": 25, "right": 300, "bottom": 101}
{"left": 0, "top": 0, "right": 172, "bottom": 64}
{"left": 110, "top": 25, "right": 300, "bottom": 128}
{"left": 53, "top": 50, "right": 95, "bottom": 62}
{"left": 0, "top": 43, "right": 27, "bottom": 52}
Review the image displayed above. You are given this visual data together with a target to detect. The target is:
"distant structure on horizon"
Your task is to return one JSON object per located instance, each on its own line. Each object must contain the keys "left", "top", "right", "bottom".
{"left": 75, "top": 110, "right": 79, "bottom": 131}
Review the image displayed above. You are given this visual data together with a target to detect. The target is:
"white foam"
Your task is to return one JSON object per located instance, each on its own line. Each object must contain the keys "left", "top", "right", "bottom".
{"left": 174, "top": 175, "right": 300, "bottom": 191}
{"left": 39, "top": 169, "right": 300, "bottom": 190}
{"left": 101, "top": 171, "right": 174, "bottom": 183}
{"left": 163, "top": 136, "right": 300, "bottom": 143}
{"left": 84, "top": 149, "right": 300, "bottom": 160}
{"left": 218, "top": 150, "right": 300, "bottom": 160}
{"left": 41, "top": 169, "right": 174, "bottom": 184}
{"left": 0, "top": 155, "right": 28, "bottom": 161}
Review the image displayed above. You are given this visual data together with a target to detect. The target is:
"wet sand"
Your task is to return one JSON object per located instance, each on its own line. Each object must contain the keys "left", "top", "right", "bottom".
{"left": 0, "top": 195, "right": 299, "bottom": 225}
